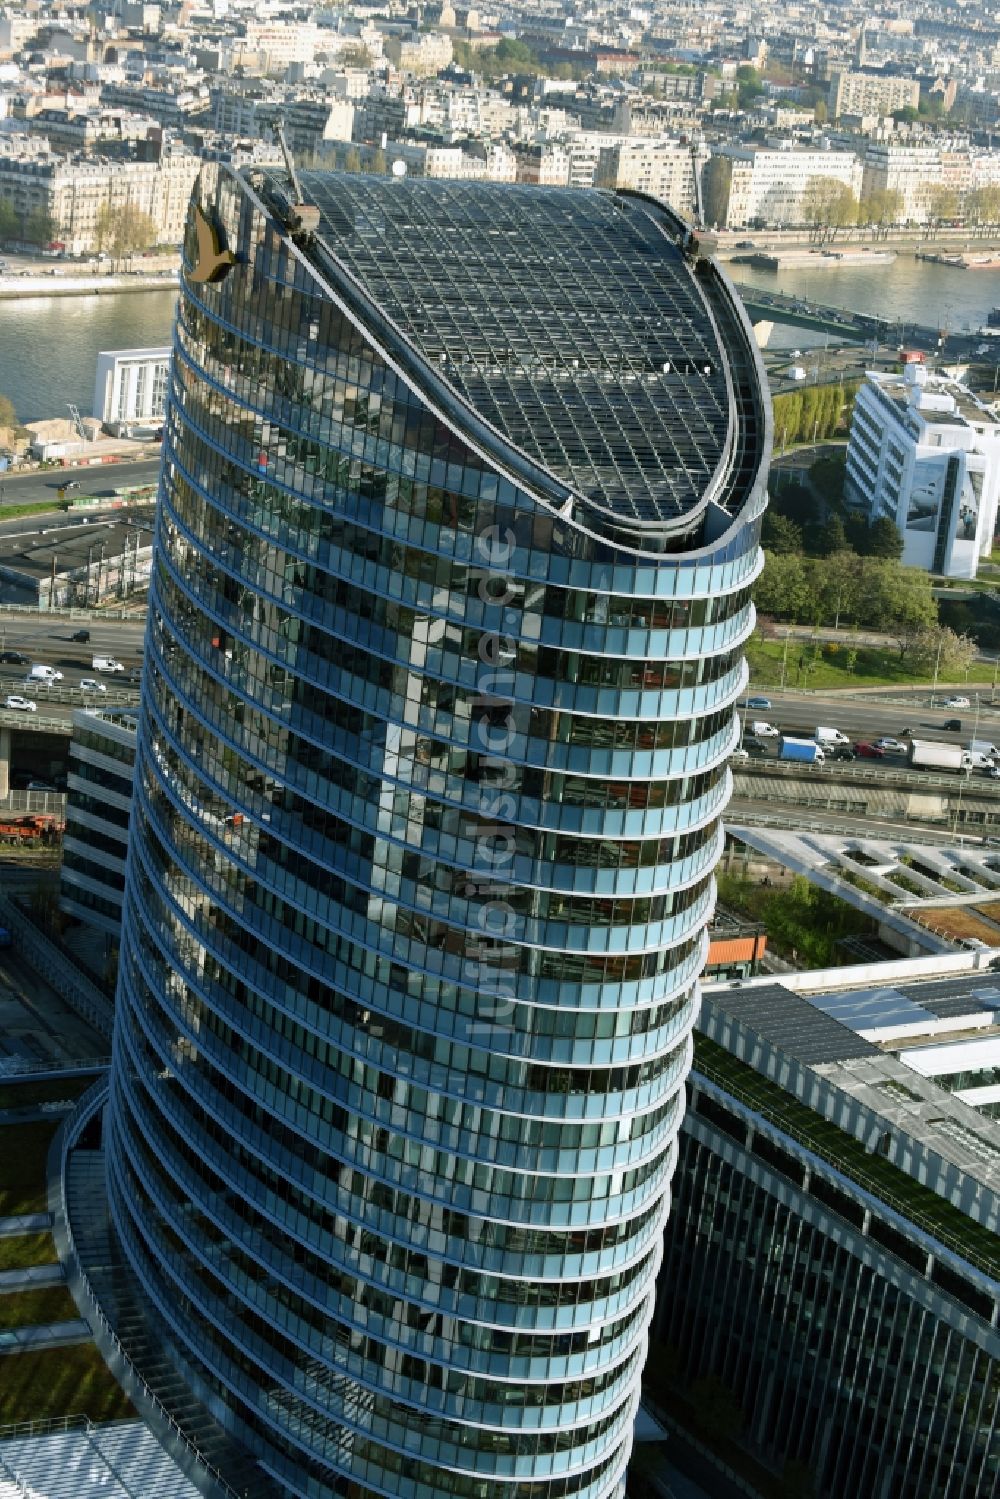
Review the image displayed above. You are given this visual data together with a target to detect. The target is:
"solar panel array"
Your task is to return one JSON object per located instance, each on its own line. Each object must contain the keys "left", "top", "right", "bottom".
{"left": 275, "top": 172, "right": 734, "bottom": 529}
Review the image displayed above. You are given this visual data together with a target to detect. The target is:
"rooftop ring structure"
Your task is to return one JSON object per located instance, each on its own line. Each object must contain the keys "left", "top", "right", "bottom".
{"left": 103, "top": 163, "right": 770, "bottom": 1499}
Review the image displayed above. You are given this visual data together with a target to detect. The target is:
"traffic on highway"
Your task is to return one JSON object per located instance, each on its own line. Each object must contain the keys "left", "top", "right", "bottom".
{"left": 735, "top": 690, "right": 1000, "bottom": 779}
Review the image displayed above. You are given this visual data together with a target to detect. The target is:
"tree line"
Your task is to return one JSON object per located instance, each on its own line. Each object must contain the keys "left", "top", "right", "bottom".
{"left": 0, "top": 197, "right": 158, "bottom": 257}
{"left": 772, "top": 382, "right": 859, "bottom": 451}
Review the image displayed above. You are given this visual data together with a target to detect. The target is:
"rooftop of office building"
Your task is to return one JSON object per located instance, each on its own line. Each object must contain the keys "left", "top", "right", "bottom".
{"left": 700, "top": 963, "right": 1000, "bottom": 1282}
{"left": 257, "top": 170, "right": 742, "bottom": 532}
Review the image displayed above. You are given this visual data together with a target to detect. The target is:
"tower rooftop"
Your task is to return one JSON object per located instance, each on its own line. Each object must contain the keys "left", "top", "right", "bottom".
{"left": 262, "top": 171, "right": 735, "bottom": 531}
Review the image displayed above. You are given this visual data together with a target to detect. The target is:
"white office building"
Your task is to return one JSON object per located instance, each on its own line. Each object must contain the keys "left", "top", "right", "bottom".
{"left": 93, "top": 347, "right": 170, "bottom": 435}
{"left": 845, "top": 364, "right": 1000, "bottom": 579}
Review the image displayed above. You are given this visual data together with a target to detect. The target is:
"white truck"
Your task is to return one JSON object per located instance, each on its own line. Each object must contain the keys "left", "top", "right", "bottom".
{"left": 27, "top": 664, "right": 62, "bottom": 683}
{"left": 815, "top": 726, "right": 850, "bottom": 746}
{"left": 92, "top": 656, "right": 124, "bottom": 674}
{"left": 908, "top": 740, "right": 973, "bottom": 773}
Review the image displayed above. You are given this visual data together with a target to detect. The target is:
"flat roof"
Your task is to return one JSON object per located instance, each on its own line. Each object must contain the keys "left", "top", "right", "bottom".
{"left": 268, "top": 172, "right": 736, "bottom": 530}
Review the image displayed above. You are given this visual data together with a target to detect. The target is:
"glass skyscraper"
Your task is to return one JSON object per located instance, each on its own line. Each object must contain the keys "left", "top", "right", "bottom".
{"left": 104, "top": 164, "right": 769, "bottom": 1499}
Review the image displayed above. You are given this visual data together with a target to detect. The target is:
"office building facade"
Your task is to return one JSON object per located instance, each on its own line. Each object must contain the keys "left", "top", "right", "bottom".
{"left": 845, "top": 364, "right": 1000, "bottom": 579}
{"left": 103, "top": 165, "right": 768, "bottom": 1498}
{"left": 655, "top": 976, "right": 1000, "bottom": 1499}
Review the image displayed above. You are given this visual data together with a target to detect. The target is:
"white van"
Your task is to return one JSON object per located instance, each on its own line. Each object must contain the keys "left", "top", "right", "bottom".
{"left": 750, "top": 720, "right": 779, "bottom": 738}
{"left": 28, "top": 664, "right": 63, "bottom": 683}
{"left": 92, "top": 656, "right": 124, "bottom": 674}
{"left": 815, "top": 726, "right": 850, "bottom": 745}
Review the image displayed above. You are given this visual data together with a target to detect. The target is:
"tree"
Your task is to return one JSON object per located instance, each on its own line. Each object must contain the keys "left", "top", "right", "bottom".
{"left": 861, "top": 187, "right": 903, "bottom": 239}
{"left": 966, "top": 185, "right": 1000, "bottom": 237}
{"left": 0, "top": 197, "right": 17, "bottom": 243}
{"left": 905, "top": 625, "right": 978, "bottom": 676}
{"left": 762, "top": 512, "right": 804, "bottom": 553}
{"left": 94, "top": 203, "right": 157, "bottom": 263}
{"left": 813, "top": 98, "right": 828, "bottom": 125}
{"left": 811, "top": 514, "right": 849, "bottom": 558}
{"left": 801, "top": 176, "right": 858, "bottom": 244}
{"left": 735, "top": 65, "right": 764, "bottom": 109}
{"left": 701, "top": 155, "right": 732, "bottom": 230}
{"left": 340, "top": 44, "right": 373, "bottom": 69}
{"left": 815, "top": 550, "right": 863, "bottom": 626}
{"left": 753, "top": 551, "right": 811, "bottom": 620}
{"left": 866, "top": 516, "right": 904, "bottom": 560}
{"left": 23, "top": 207, "right": 54, "bottom": 246}
{"left": 865, "top": 559, "right": 937, "bottom": 656}
{"left": 343, "top": 146, "right": 362, "bottom": 174}
{"left": 927, "top": 185, "right": 960, "bottom": 228}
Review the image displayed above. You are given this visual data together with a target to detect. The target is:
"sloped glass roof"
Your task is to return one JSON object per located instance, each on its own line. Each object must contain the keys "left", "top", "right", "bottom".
{"left": 268, "top": 172, "right": 735, "bottom": 530}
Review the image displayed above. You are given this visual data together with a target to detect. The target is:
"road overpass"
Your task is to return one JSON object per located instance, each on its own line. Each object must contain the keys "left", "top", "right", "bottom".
{"left": 731, "top": 757, "right": 1000, "bottom": 841}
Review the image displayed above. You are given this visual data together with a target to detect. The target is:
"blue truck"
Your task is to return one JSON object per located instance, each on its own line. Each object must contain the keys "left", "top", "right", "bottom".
{"left": 779, "top": 736, "right": 825, "bottom": 764}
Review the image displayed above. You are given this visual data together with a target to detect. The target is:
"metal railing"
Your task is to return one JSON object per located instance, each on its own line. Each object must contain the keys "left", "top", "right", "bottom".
{"left": 11, "top": 682, "right": 141, "bottom": 709}
{"left": 55, "top": 1082, "right": 246, "bottom": 1499}
{"left": 734, "top": 760, "right": 1000, "bottom": 795}
{"left": 0, "top": 1057, "right": 108, "bottom": 1080}
{"left": 726, "top": 809, "right": 980, "bottom": 847}
{"left": 0, "top": 889, "right": 112, "bottom": 1039}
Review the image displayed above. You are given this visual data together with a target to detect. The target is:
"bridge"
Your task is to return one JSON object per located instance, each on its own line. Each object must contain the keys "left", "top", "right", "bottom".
{"left": 735, "top": 285, "right": 969, "bottom": 354}
{"left": 731, "top": 758, "right": 1000, "bottom": 841}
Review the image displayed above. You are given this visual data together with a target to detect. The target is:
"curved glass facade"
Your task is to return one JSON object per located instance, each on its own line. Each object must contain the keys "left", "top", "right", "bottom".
{"left": 105, "top": 164, "right": 769, "bottom": 1499}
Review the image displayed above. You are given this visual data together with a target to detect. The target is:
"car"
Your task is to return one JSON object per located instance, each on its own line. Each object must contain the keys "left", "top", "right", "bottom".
{"left": 730, "top": 747, "right": 750, "bottom": 764}
{"left": 943, "top": 718, "right": 963, "bottom": 732}
{"left": 70, "top": 629, "right": 90, "bottom": 644}
{"left": 0, "top": 651, "right": 27, "bottom": 665}
{"left": 984, "top": 765, "right": 1000, "bottom": 779}
{"left": 829, "top": 745, "right": 856, "bottom": 761}
{"left": 79, "top": 678, "right": 107, "bottom": 694}
{"left": 743, "top": 696, "right": 771, "bottom": 710}
{"left": 944, "top": 696, "right": 970, "bottom": 709}
{"left": 750, "top": 720, "right": 780, "bottom": 738}
{"left": 60, "top": 480, "right": 80, "bottom": 492}
{"left": 854, "top": 741, "right": 885, "bottom": 758}
{"left": 874, "top": 737, "right": 907, "bottom": 754}
{"left": 4, "top": 695, "right": 36, "bottom": 712}
{"left": 26, "top": 780, "right": 56, "bottom": 791}
{"left": 743, "top": 738, "right": 766, "bottom": 757}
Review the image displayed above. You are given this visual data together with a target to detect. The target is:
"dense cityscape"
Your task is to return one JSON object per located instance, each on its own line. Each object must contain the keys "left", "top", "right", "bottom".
{"left": 0, "top": 2, "right": 995, "bottom": 1499}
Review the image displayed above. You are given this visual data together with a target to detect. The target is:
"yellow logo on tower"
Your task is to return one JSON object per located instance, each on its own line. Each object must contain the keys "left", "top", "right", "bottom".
{"left": 189, "top": 205, "right": 236, "bottom": 285}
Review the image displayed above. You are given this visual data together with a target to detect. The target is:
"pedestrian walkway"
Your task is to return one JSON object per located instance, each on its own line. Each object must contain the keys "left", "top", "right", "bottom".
{"left": 0, "top": 1215, "right": 50, "bottom": 1238}
{"left": 0, "top": 1264, "right": 63, "bottom": 1291}
{"left": 0, "top": 1320, "right": 90, "bottom": 1354}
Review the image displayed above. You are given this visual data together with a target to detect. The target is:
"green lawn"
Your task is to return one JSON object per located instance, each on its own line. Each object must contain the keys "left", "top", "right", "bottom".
{"left": 0, "top": 1120, "right": 59, "bottom": 1218}
{"left": 0, "top": 1344, "right": 134, "bottom": 1425}
{"left": 0, "top": 1233, "right": 57, "bottom": 1272}
{"left": 0, "top": 500, "right": 69, "bottom": 522}
{"left": 748, "top": 637, "right": 999, "bottom": 691}
{"left": 0, "top": 1284, "right": 78, "bottom": 1330}
{"left": 0, "top": 1076, "right": 95, "bottom": 1112}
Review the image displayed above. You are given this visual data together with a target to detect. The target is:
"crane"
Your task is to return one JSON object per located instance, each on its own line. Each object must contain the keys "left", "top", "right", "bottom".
{"left": 274, "top": 125, "right": 321, "bottom": 244}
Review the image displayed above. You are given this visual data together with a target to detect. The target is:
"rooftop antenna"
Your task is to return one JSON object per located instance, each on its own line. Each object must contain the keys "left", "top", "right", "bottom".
{"left": 274, "top": 124, "right": 321, "bottom": 244}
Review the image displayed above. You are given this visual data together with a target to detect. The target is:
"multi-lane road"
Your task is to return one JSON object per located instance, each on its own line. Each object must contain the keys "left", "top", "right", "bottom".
{"left": 0, "top": 458, "right": 161, "bottom": 509}
{"left": 738, "top": 688, "right": 1000, "bottom": 758}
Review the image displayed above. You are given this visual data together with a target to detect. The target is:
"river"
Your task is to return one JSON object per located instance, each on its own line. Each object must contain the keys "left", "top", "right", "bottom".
{"left": 1, "top": 254, "right": 999, "bottom": 421}
{"left": 0, "top": 288, "right": 178, "bottom": 423}
{"left": 729, "top": 253, "right": 1000, "bottom": 350}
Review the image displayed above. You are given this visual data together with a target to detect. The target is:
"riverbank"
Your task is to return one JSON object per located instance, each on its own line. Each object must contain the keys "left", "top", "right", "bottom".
{"left": 0, "top": 273, "right": 177, "bottom": 301}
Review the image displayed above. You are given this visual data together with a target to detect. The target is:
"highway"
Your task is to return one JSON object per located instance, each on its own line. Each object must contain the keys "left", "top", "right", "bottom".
{"left": 739, "top": 688, "right": 1000, "bottom": 756}
{"left": 0, "top": 459, "right": 161, "bottom": 509}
